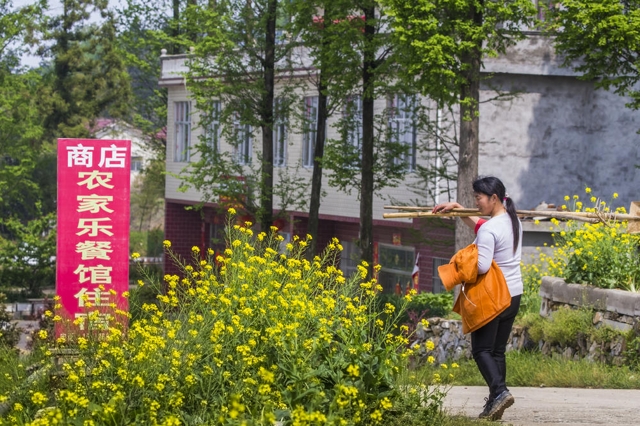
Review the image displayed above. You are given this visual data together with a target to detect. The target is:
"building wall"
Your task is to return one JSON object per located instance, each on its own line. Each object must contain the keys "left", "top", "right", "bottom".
{"left": 478, "top": 73, "right": 639, "bottom": 211}
{"left": 160, "top": 34, "right": 640, "bottom": 291}
{"left": 164, "top": 199, "right": 455, "bottom": 292}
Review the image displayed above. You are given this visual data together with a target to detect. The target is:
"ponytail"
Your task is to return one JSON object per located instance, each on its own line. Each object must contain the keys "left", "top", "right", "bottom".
{"left": 503, "top": 196, "right": 520, "bottom": 254}
{"left": 473, "top": 176, "right": 521, "bottom": 254}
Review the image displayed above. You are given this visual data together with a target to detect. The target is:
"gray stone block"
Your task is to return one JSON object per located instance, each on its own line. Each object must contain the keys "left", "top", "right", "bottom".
{"left": 606, "top": 289, "right": 640, "bottom": 316}
{"left": 601, "top": 319, "right": 633, "bottom": 333}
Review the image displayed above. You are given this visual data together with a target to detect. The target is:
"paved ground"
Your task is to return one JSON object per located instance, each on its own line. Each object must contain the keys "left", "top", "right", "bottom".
{"left": 444, "top": 386, "right": 640, "bottom": 425}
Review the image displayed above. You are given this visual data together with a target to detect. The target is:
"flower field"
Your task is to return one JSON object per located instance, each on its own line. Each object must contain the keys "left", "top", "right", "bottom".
{"left": 1, "top": 211, "right": 446, "bottom": 425}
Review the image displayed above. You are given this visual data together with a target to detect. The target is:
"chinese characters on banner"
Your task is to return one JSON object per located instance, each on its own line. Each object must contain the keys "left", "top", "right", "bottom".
{"left": 56, "top": 139, "right": 131, "bottom": 334}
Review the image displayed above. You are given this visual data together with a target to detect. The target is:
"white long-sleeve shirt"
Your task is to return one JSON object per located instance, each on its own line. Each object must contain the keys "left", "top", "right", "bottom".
{"left": 475, "top": 213, "right": 523, "bottom": 297}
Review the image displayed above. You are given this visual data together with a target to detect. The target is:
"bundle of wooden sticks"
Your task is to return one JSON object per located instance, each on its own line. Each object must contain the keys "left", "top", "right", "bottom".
{"left": 382, "top": 205, "right": 640, "bottom": 226}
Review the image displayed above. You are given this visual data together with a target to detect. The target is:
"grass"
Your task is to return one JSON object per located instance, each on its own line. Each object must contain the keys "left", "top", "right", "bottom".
{"left": 449, "top": 350, "right": 640, "bottom": 389}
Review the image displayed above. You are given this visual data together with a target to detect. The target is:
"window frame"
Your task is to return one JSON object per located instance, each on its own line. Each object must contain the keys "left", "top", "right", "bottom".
{"left": 233, "top": 114, "right": 252, "bottom": 165}
{"left": 273, "top": 98, "right": 288, "bottom": 167}
{"left": 344, "top": 95, "right": 362, "bottom": 151}
{"left": 174, "top": 101, "right": 191, "bottom": 162}
{"left": 302, "top": 96, "right": 319, "bottom": 168}
{"left": 206, "top": 100, "right": 222, "bottom": 154}
{"left": 388, "top": 94, "right": 417, "bottom": 172}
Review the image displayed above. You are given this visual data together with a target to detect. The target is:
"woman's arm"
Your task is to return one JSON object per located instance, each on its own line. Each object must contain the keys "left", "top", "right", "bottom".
{"left": 432, "top": 202, "right": 480, "bottom": 230}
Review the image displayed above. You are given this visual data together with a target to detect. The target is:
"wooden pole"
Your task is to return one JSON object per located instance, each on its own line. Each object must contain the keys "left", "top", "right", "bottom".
{"left": 382, "top": 208, "right": 640, "bottom": 223}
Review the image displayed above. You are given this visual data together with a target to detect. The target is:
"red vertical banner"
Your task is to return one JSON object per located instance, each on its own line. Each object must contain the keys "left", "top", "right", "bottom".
{"left": 56, "top": 139, "right": 131, "bottom": 336}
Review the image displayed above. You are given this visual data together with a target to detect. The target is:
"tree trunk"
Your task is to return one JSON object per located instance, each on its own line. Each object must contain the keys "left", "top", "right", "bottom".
{"left": 307, "top": 81, "right": 327, "bottom": 259}
{"left": 307, "top": 7, "right": 333, "bottom": 259}
{"left": 171, "top": 0, "right": 180, "bottom": 54}
{"left": 359, "top": 5, "right": 376, "bottom": 273}
{"left": 260, "top": 0, "right": 277, "bottom": 232}
{"left": 455, "top": 7, "right": 483, "bottom": 252}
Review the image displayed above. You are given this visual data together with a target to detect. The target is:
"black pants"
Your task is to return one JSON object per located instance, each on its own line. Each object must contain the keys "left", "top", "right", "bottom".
{"left": 471, "top": 294, "right": 521, "bottom": 400}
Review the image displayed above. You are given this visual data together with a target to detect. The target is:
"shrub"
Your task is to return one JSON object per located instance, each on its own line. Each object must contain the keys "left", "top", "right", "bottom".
{"left": 378, "top": 292, "right": 453, "bottom": 324}
{"left": 2, "top": 214, "right": 446, "bottom": 425}
{"left": 541, "top": 306, "right": 593, "bottom": 346}
{"left": 0, "top": 293, "right": 19, "bottom": 349}
{"left": 548, "top": 190, "right": 640, "bottom": 291}
{"left": 520, "top": 260, "right": 544, "bottom": 316}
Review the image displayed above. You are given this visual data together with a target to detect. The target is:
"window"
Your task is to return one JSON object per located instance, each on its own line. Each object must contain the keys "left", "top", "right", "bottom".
{"left": 206, "top": 101, "right": 222, "bottom": 153}
{"left": 273, "top": 98, "right": 287, "bottom": 167}
{"left": 174, "top": 101, "right": 191, "bottom": 162}
{"left": 131, "top": 156, "right": 143, "bottom": 172}
{"left": 389, "top": 94, "right": 417, "bottom": 171}
{"left": 302, "top": 96, "right": 318, "bottom": 168}
{"left": 233, "top": 114, "right": 252, "bottom": 165}
{"left": 344, "top": 95, "right": 362, "bottom": 150}
{"left": 432, "top": 257, "right": 449, "bottom": 293}
{"left": 377, "top": 244, "right": 415, "bottom": 294}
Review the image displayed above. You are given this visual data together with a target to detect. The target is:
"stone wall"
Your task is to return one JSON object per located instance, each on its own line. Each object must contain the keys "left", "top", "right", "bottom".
{"left": 411, "top": 278, "right": 640, "bottom": 366}
{"left": 540, "top": 276, "right": 640, "bottom": 333}
{"left": 411, "top": 317, "right": 535, "bottom": 364}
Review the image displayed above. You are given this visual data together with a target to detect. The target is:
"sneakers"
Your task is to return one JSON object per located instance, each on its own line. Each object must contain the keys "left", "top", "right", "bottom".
{"left": 486, "top": 390, "right": 515, "bottom": 421}
{"left": 478, "top": 396, "right": 494, "bottom": 419}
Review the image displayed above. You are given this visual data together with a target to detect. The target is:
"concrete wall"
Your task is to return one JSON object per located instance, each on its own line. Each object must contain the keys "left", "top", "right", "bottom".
{"left": 476, "top": 35, "right": 640, "bottom": 211}
{"left": 478, "top": 73, "right": 639, "bottom": 211}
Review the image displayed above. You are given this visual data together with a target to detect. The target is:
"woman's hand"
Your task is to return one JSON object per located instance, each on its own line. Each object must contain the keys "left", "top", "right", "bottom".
{"left": 432, "top": 202, "right": 464, "bottom": 213}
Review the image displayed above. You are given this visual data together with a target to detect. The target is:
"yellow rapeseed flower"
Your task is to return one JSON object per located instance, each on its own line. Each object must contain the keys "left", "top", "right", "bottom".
{"left": 347, "top": 364, "right": 360, "bottom": 377}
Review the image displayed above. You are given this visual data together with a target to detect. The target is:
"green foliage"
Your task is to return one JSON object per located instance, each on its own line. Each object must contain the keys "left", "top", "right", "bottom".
{"left": 520, "top": 260, "right": 543, "bottom": 316}
{"left": 0, "top": 212, "right": 56, "bottom": 297}
{"left": 539, "top": 307, "right": 593, "bottom": 347}
{"left": 115, "top": 0, "right": 187, "bottom": 156}
{"left": 382, "top": 0, "right": 537, "bottom": 106}
{"left": 0, "top": 0, "right": 45, "bottom": 67}
{"left": 451, "top": 350, "right": 640, "bottom": 389}
{"left": 146, "top": 228, "right": 165, "bottom": 257}
{"left": 0, "top": 68, "right": 56, "bottom": 223}
{"left": 179, "top": 0, "right": 310, "bottom": 230}
{"left": 129, "top": 231, "right": 147, "bottom": 256}
{"left": 0, "top": 293, "right": 19, "bottom": 349}
{"left": 384, "top": 291, "right": 453, "bottom": 320}
{"left": 554, "top": 221, "right": 640, "bottom": 290}
{"left": 519, "top": 305, "right": 624, "bottom": 350}
{"left": 547, "top": 191, "right": 640, "bottom": 291}
{"left": 2, "top": 217, "right": 446, "bottom": 424}
{"left": 43, "top": 0, "right": 131, "bottom": 139}
{"left": 130, "top": 158, "right": 165, "bottom": 232}
{"left": 624, "top": 330, "right": 640, "bottom": 370}
{"left": 547, "top": 0, "right": 640, "bottom": 110}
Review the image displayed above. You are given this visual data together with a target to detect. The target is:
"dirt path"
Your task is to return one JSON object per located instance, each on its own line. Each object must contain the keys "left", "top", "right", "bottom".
{"left": 444, "top": 386, "right": 640, "bottom": 425}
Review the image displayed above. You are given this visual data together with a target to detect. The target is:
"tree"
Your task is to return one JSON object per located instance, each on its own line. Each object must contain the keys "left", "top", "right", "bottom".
{"left": 180, "top": 0, "right": 308, "bottom": 231}
{"left": 307, "top": 1, "right": 415, "bottom": 271}
{"left": 284, "top": 1, "right": 353, "bottom": 257}
{"left": 43, "top": 0, "right": 131, "bottom": 139}
{"left": 0, "top": 213, "right": 56, "bottom": 297}
{"left": 383, "top": 0, "right": 536, "bottom": 249}
{"left": 0, "top": 0, "right": 51, "bottom": 222}
{"left": 131, "top": 158, "right": 166, "bottom": 232}
{"left": 116, "top": 0, "right": 190, "bottom": 156}
{"left": 548, "top": 0, "right": 640, "bottom": 111}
